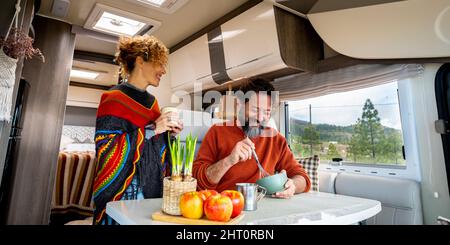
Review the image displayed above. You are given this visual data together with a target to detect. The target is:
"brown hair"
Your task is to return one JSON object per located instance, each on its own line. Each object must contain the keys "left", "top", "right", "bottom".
{"left": 115, "top": 35, "right": 169, "bottom": 78}
{"left": 239, "top": 78, "right": 275, "bottom": 98}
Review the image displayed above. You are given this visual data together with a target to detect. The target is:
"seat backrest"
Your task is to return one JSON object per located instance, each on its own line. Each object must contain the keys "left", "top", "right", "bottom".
{"left": 318, "top": 170, "right": 338, "bottom": 193}
{"left": 178, "top": 110, "right": 225, "bottom": 158}
{"left": 335, "top": 172, "right": 423, "bottom": 225}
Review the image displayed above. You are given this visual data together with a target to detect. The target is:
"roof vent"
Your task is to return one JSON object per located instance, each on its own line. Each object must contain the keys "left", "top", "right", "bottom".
{"left": 51, "top": 0, "right": 70, "bottom": 18}
{"left": 84, "top": 3, "right": 161, "bottom": 37}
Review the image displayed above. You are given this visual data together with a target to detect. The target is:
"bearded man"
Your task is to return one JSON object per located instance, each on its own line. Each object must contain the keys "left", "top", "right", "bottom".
{"left": 193, "top": 78, "right": 311, "bottom": 198}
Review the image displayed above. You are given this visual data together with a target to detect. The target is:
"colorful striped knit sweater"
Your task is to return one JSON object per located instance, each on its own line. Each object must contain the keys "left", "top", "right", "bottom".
{"left": 93, "top": 83, "right": 170, "bottom": 225}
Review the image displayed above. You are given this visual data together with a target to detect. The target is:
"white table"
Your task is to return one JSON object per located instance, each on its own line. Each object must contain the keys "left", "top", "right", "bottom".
{"left": 106, "top": 192, "right": 381, "bottom": 225}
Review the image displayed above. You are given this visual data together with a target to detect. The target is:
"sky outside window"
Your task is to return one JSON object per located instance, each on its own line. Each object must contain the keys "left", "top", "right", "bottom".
{"left": 288, "top": 82, "right": 405, "bottom": 166}
{"left": 289, "top": 82, "right": 401, "bottom": 129}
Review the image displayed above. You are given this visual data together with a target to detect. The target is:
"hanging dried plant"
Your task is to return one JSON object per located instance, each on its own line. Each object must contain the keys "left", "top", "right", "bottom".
{"left": 0, "top": 27, "right": 45, "bottom": 62}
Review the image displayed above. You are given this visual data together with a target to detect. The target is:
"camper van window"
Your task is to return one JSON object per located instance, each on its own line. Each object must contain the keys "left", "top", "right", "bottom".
{"left": 287, "top": 82, "right": 406, "bottom": 167}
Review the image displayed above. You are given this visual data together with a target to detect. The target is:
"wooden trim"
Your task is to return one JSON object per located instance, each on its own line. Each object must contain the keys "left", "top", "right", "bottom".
{"left": 318, "top": 55, "right": 450, "bottom": 73}
{"left": 0, "top": 0, "right": 35, "bottom": 224}
{"left": 69, "top": 81, "right": 112, "bottom": 91}
{"left": 208, "top": 26, "right": 231, "bottom": 84}
{"left": 274, "top": 6, "right": 323, "bottom": 73}
{"left": 169, "top": 0, "right": 263, "bottom": 53}
{"left": 73, "top": 50, "right": 115, "bottom": 64}
{"left": 7, "top": 15, "right": 75, "bottom": 225}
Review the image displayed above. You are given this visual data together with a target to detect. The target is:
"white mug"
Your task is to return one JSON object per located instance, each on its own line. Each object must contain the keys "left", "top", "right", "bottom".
{"left": 161, "top": 107, "right": 179, "bottom": 122}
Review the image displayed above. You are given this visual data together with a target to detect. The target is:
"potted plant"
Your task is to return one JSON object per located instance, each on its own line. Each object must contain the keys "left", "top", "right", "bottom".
{"left": 0, "top": 24, "right": 44, "bottom": 121}
{"left": 183, "top": 133, "right": 197, "bottom": 181}
{"left": 162, "top": 133, "right": 198, "bottom": 215}
{"left": 0, "top": 27, "right": 44, "bottom": 61}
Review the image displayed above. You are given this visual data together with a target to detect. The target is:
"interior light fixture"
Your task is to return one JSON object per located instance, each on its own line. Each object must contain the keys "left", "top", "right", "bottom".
{"left": 70, "top": 69, "right": 100, "bottom": 80}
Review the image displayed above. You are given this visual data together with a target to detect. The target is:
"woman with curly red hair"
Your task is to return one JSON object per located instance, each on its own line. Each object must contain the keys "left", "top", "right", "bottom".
{"left": 92, "top": 35, "right": 182, "bottom": 225}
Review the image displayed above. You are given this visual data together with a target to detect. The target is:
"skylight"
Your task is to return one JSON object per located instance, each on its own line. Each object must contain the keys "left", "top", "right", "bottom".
{"left": 127, "top": 0, "right": 189, "bottom": 14}
{"left": 85, "top": 3, "right": 161, "bottom": 37}
{"left": 94, "top": 12, "right": 147, "bottom": 36}
{"left": 138, "top": 0, "right": 166, "bottom": 7}
{"left": 70, "top": 69, "right": 100, "bottom": 80}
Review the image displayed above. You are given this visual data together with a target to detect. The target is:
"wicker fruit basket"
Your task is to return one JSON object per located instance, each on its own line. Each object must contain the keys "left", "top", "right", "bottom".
{"left": 162, "top": 177, "right": 197, "bottom": 215}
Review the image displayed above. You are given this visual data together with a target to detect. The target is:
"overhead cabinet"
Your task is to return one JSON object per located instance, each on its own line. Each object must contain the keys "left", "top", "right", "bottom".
{"left": 169, "top": 1, "right": 322, "bottom": 93}
{"left": 169, "top": 34, "right": 216, "bottom": 92}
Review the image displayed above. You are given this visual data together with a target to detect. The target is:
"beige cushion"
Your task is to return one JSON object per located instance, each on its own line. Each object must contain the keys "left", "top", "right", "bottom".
{"left": 65, "top": 217, "right": 93, "bottom": 225}
{"left": 335, "top": 172, "right": 423, "bottom": 225}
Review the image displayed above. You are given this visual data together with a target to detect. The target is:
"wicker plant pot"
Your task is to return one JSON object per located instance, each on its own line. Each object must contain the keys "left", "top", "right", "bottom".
{"left": 162, "top": 177, "right": 197, "bottom": 215}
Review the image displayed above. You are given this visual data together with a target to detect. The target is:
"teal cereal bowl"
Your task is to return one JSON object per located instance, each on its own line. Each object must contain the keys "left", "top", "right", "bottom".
{"left": 256, "top": 171, "right": 288, "bottom": 195}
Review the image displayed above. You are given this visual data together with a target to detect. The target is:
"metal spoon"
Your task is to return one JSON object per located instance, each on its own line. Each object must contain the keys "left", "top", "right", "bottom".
{"left": 247, "top": 138, "right": 270, "bottom": 177}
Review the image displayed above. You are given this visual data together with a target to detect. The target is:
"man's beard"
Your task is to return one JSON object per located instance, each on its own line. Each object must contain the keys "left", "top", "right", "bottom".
{"left": 242, "top": 118, "right": 266, "bottom": 138}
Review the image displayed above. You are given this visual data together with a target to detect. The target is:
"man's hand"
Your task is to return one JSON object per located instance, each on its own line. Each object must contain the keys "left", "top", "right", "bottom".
{"left": 273, "top": 170, "right": 296, "bottom": 199}
{"left": 225, "top": 138, "right": 255, "bottom": 166}
{"left": 272, "top": 171, "right": 308, "bottom": 198}
{"left": 273, "top": 178, "right": 295, "bottom": 198}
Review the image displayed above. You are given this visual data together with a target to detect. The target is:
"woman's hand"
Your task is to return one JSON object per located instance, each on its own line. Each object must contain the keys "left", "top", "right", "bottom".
{"left": 170, "top": 120, "right": 184, "bottom": 137}
{"left": 154, "top": 112, "right": 182, "bottom": 135}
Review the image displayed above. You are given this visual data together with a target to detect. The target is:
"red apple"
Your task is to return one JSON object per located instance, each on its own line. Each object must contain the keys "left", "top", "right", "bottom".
{"left": 203, "top": 194, "right": 233, "bottom": 222}
{"left": 179, "top": 191, "right": 203, "bottom": 219}
{"left": 198, "top": 189, "right": 219, "bottom": 201}
{"left": 221, "top": 190, "right": 244, "bottom": 218}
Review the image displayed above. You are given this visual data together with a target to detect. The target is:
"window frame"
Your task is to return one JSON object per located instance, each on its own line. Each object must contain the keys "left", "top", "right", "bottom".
{"left": 284, "top": 80, "right": 421, "bottom": 180}
{"left": 434, "top": 63, "right": 450, "bottom": 195}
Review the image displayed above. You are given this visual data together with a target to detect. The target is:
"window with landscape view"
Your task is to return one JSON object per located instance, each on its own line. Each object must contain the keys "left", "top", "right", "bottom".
{"left": 288, "top": 82, "right": 406, "bottom": 166}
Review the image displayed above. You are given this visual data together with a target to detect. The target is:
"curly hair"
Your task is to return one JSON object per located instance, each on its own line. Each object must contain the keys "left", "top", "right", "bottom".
{"left": 115, "top": 35, "right": 169, "bottom": 79}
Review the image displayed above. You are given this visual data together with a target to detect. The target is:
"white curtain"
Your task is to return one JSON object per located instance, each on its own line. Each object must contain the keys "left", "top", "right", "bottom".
{"left": 273, "top": 64, "right": 424, "bottom": 101}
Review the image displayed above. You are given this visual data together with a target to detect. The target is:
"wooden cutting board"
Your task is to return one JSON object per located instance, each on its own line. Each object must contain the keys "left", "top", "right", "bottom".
{"left": 151, "top": 211, "right": 244, "bottom": 225}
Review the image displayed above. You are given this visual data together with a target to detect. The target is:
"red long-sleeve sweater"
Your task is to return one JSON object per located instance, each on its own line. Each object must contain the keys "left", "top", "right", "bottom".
{"left": 193, "top": 123, "right": 311, "bottom": 193}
